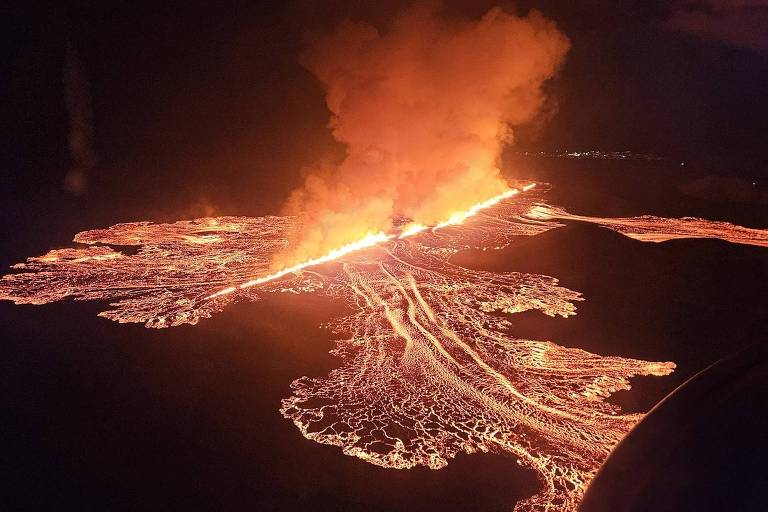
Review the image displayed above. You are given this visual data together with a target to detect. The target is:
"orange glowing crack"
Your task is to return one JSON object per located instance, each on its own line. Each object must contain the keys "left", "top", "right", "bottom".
{"left": 207, "top": 184, "right": 536, "bottom": 298}
{"left": 207, "top": 231, "right": 395, "bottom": 298}
{"left": 433, "top": 187, "right": 523, "bottom": 230}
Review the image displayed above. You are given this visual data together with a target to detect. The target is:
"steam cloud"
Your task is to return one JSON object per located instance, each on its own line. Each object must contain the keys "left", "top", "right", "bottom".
{"left": 276, "top": 3, "right": 569, "bottom": 267}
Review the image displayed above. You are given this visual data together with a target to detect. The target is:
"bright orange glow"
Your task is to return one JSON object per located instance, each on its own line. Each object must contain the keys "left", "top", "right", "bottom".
{"left": 398, "top": 223, "right": 428, "bottom": 239}
{"left": 208, "top": 230, "right": 394, "bottom": 299}
{"left": 277, "top": 4, "right": 570, "bottom": 270}
{"left": 208, "top": 185, "right": 534, "bottom": 298}
{"left": 433, "top": 187, "right": 523, "bottom": 229}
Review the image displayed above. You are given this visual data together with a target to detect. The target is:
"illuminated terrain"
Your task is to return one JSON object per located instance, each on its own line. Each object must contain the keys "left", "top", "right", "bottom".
{"left": 2, "top": 185, "right": 765, "bottom": 511}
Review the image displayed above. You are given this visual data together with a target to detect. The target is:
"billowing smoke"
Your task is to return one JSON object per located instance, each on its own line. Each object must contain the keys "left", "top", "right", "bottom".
{"left": 275, "top": 3, "right": 569, "bottom": 267}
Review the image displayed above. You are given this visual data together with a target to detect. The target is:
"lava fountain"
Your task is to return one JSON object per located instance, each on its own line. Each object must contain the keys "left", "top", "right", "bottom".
{"left": 4, "top": 183, "right": 767, "bottom": 510}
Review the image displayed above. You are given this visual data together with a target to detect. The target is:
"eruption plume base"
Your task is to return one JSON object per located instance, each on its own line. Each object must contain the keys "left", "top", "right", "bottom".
{"left": 209, "top": 185, "right": 534, "bottom": 299}
{"left": 280, "top": 3, "right": 571, "bottom": 268}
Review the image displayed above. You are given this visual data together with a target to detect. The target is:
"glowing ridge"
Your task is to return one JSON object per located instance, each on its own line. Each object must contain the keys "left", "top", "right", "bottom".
{"left": 433, "top": 187, "right": 523, "bottom": 229}
{"left": 207, "top": 231, "right": 394, "bottom": 298}
{"left": 208, "top": 185, "right": 534, "bottom": 297}
{"left": 398, "top": 223, "right": 428, "bottom": 239}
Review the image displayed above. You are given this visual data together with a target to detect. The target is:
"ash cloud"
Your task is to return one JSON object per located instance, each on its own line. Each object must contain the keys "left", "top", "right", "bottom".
{"left": 276, "top": 3, "right": 569, "bottom": 266}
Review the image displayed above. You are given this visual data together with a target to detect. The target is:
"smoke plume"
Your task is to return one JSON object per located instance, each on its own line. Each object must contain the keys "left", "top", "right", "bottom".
{"left": 276, "top": 3, "right": 569, "bottom": 267}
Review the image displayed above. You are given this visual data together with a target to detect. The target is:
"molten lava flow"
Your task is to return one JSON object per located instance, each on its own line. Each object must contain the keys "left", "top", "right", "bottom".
{"left": 2, "top": 185, "right": 766, "bottom": 511}
{"left": 527, "top": 205, "right": 768, "bottom": 247}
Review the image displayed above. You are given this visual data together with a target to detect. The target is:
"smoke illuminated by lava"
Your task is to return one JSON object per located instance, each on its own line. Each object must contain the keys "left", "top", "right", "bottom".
{"left": 276, "top": 3, "right": 570, "bottom": 267}
{"left": 4, "top": 184, "right": 767, "bottom": 510}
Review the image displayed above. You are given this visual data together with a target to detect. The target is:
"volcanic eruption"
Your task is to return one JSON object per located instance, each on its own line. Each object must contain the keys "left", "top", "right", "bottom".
{"left": 2, "top": 4, "right": 767, "bottom": 512}
{"left": 5, "top": 180, "right": 767, "bottom": 510}
{"left": 274, "top": 3, "right": 570, "bottom": 268}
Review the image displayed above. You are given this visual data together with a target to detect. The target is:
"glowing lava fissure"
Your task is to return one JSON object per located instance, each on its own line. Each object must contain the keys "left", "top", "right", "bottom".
{"left": 2, "top": 185, "right": 766, "bottom": 511}
{"left": 207, "top": 185, "right": 532, "bottom": 299}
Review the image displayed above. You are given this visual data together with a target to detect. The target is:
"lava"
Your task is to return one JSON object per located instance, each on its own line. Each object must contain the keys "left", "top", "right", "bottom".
{"left": 2, "top": 185, "right": 766, "bottom": 511}
{"left": 528, "top": 205, "right": 768, "bottom": 247}
{"left": 207, "top": 230, "right": 394, "bottom": 299}
{"left": 208, "top": 186, "right": 532, "bottom": 299}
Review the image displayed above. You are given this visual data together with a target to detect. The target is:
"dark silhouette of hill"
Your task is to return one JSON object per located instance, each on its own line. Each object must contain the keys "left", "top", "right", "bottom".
{"left": 581, "top": 343, "right": 768, "bottom": 512}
